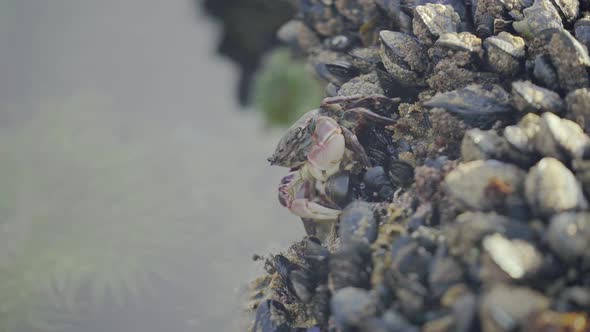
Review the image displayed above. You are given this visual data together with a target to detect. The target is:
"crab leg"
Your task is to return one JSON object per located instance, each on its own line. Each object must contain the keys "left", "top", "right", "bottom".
{"left": 341, "top": 107, "right": 397, "bottom": 128}
{"left": 321, "top": 94, "right": 400, "bottom": 115}
{"left": 350, "top": 94, "right": 400, "bottom": 110}
{"left": 341, "top": 126, "right": 371, "bottom": 168}
{"left": 301, "top": 218, "right": 317, "bottom": 236}
{"left": 307, "top": 116, "right": 346, "bottom": 181}
{"left": 278, "top": 170, "right": 342, "bottom": 221}
{"left": 289, "top": 198, "right": 342, "bottom": 220}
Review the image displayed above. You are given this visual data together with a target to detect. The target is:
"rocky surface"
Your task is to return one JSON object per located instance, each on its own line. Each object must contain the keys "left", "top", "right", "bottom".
{"left": 249, "top": 0, "right": 590, "bottom": 331}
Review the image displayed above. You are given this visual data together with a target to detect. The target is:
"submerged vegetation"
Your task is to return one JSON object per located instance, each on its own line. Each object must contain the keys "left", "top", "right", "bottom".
{"left": 0, "top": 93, "right": 201, "bottom": 331}
{"left": 253, "top": 48, "right": 324, "bottom": 127}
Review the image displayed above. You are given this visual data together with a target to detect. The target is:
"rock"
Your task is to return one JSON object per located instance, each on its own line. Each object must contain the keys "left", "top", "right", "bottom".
{"left": 445, "top": 160, "right": 526, "bottom": 211}
{"left": 482, "top": 233, "right": 542, "bottom": 279}
{"left": 525, "top": 157, "right": 588, "bottom": 217}
{"left": 547, "top": 212, "right": 590, "bottom": 264}
{"left": 534, "top": 112, "right": 590, "bottom": 161}
{"left": 330, "top": 287, "right": 377, "bottom": 329}
{"left": 480, "top": 285, "right": 550, "bottom": 332}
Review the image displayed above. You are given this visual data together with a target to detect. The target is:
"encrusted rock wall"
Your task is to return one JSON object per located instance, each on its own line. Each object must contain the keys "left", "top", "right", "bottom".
{"left": 250, "top": 0, "right": 590, "bottom": 331}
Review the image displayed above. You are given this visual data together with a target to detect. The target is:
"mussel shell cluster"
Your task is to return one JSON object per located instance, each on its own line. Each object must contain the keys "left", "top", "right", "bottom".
{"left": 250, "top": 0, "right": 590, "bottom": 331}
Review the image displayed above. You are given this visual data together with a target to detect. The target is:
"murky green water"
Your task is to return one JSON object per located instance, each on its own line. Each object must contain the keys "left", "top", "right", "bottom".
{"left": 0, "top": 1, "right": 301, "bottom": 331}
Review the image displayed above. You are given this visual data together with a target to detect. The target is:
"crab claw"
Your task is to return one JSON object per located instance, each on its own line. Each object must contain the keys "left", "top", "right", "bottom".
{"left": 289, "top": 199, "right": 342, "bottom": 220}
{"left": 278, "top": 171, "right": 301, "bottom": 208}
{"left": 307, "top": 116, "right": 346, "bottom": 181}
{"left": 278, "top": 170, "right": 341, "bottom": 220}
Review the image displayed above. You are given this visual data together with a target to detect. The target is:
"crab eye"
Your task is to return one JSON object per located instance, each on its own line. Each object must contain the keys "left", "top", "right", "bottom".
{"left": 295, "top": 128, "right": 303, "bottom": 139}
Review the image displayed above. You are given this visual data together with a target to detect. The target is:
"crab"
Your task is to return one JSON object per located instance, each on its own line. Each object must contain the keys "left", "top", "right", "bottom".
{"left": 268, "top": 94, "right": 399, "bottom": 221}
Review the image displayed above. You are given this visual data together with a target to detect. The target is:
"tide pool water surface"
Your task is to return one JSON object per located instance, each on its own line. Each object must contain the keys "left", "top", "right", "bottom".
{"left": 0, "top": 1, "right": 300, "bottom": 331}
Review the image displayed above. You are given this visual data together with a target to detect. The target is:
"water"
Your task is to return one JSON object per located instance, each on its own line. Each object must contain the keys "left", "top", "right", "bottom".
{"left": 0, "top": 1, "right": 301, "bottom": 331}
